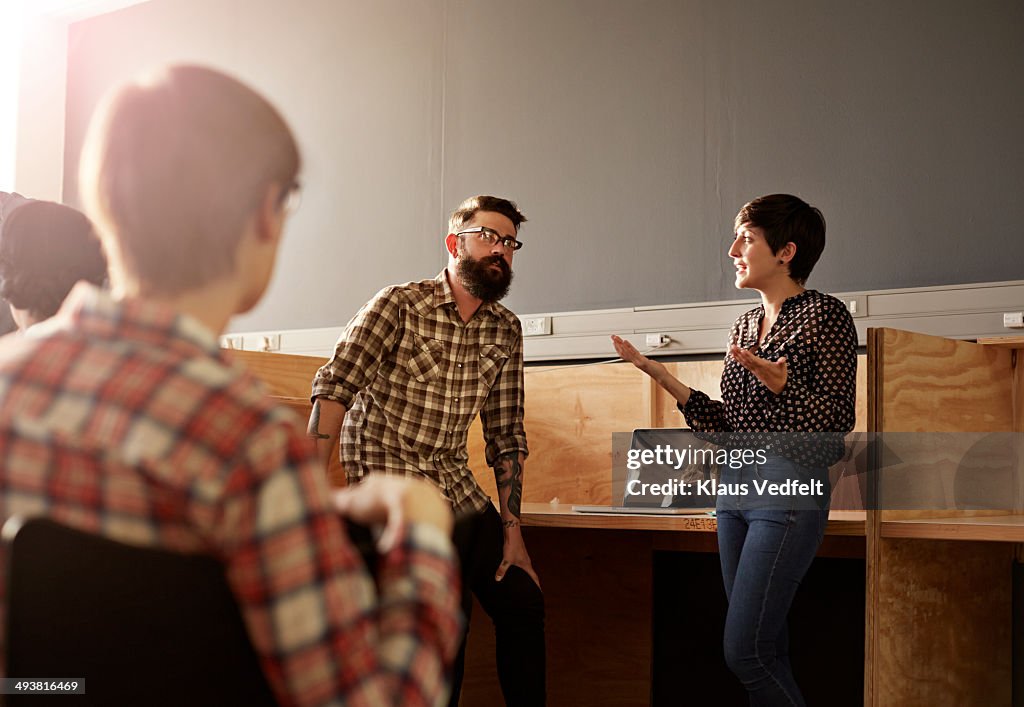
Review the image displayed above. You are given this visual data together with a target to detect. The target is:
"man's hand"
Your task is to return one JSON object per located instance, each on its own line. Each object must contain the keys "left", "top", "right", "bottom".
{"left": 495, "top": 520, "right": 541, "bottom": 589}
{"left": 492, "top": 453, "right": 540, "bottom": 588}
{"left": 333, "top": 475, "right": 452, "bottom": 553}
{"left": 729, "top": 344, "right": 788, "bottom": 395}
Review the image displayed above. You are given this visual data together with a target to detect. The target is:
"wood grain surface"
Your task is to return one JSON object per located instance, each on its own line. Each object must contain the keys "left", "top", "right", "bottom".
{"left": 867, "top": 329, "right": 1020, "bottom": 707}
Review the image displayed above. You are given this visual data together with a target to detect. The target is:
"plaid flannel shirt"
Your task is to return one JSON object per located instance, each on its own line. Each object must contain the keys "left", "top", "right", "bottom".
{"left": 311, "top": 270, "right": 529, "bottom": 513}
{"left": 0, "top": 284, "right": 462, "bottom": 707}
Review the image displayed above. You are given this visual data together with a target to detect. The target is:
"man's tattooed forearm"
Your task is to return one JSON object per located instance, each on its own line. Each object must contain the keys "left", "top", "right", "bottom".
{"left": 308, "top": 399, "right": 330, "bottom": 439}
{"left": 494, "top": 453, "right": 523, "bottom": 519}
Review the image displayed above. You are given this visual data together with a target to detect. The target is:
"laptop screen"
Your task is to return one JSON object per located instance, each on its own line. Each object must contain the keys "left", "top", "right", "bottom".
{"left": 618, "top": 428, "right": 718, "bottom": 509}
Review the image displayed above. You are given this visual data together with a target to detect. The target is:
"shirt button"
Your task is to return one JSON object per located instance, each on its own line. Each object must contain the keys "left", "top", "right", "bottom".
{"left": 457, "top": 363, "right": 462, "bottom": 368}
{"left": 454, "top": 397, "right": 460, "bottom": 401}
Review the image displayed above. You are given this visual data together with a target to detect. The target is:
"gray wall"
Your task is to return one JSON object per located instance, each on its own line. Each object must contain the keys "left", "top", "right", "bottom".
{"left": 63, "top": 0, "right": 1024, "bottom": 333}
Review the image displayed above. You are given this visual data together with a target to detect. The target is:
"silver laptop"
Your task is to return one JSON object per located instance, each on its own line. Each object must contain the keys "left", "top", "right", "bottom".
{"left": 571, "top": 428, "right": 717, "bottom": 515}
{"left": 570, "top": 504, "right": 715, "bottom": 516}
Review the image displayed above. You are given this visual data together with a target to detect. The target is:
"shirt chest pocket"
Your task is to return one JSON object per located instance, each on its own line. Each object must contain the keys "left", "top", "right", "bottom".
{"left": 407, "top": 335, "right": 446, "bottom": 383}
{"left": 477, "top": 344, "right": 510, "bottom": 388}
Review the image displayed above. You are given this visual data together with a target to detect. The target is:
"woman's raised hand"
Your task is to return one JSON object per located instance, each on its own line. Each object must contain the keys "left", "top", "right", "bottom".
{"left": 611, "top": 334, "right": 691, "bottom": 406}
{"left": 729, "top": 344, "right": 788, "bottom": 395}
{"left": 611, "top": 335, "right": 664, "bottom": 377}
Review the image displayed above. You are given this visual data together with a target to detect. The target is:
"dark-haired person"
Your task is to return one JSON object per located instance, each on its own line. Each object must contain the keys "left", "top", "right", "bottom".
{"left": 0, "top": 65, "right": 462, "bottom": 706}
{"left": 613, "top": 194, "right": 856, "bottom": 705}
{"left": 0, "top": 190, "right": 34, "bottom": 335}
{"left": 310, "top": 195, "right": 545, "bottom": 706}
{"left": 0, "top": 200, "right": 108, "bottom": 330}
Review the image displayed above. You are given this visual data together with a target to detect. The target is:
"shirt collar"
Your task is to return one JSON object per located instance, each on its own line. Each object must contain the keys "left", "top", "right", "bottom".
{"left": 432, "top": 269, "right": 457, "bottom": 309}
{"left": 779, "top": 288, "right": 812, "bottom": 314}
{"left": 751, "top": 289, "right": 813, "bottom": 320}
{"left": 432, "top": 268, "right": 499, "bottom": 319}
{"left": 36, "top": 282, "right": 223, "bottom": 357}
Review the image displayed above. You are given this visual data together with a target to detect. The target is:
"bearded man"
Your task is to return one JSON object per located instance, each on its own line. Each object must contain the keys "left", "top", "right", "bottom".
{"left": 309, "top": 195, "right": 545, "bottom": 706}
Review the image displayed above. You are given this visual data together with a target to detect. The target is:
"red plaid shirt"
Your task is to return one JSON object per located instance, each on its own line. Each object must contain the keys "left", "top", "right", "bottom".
{"left": 0, "top": 284, "right": 461, "bottom": 707}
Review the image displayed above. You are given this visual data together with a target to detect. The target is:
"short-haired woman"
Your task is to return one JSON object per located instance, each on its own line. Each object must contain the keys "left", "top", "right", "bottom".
{"left": 613, "top": 193, "right": 857, "bottom": 705}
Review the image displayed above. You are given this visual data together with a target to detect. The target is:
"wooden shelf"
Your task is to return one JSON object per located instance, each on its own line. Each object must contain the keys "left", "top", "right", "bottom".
{"left": 977, "top": 335, "right": 1024, "bottom": 348}
{"left": 880, "top": 514, "right": 1024, "bottom": 541}
{"left": 521, "top": 503, "right": 865, "bottom": 536}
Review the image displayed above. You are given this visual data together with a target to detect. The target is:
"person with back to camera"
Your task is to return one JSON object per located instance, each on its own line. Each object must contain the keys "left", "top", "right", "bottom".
{"left": 0, "top": 64, "right": 462, "bottom": 706}
{"left": 0, "top": 200, "right": 108, "bottom": 331}
{"left": 612, "top": 194, "right": 857, "bottom": 706}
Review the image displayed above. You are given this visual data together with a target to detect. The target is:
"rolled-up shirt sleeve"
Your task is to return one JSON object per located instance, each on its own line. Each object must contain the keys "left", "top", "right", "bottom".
{"left": 480, "top": 326, "right": 528, "bottom": 465}
{"left": 312, "top": 288, "right": 402, "bottom": 408}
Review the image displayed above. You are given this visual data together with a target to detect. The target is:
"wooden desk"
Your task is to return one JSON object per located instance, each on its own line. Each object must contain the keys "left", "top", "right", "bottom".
{"left": 880, "top": 514, "right": 1024, "bottom": 542}
{"left": 236, "top": 331, "right": 1023, "bottom": 706}
{"left": 462, "top": 504, "right": 867, "bottom": 706}
{"left": 523, "top": 503, "right": 866, "bottom": 535}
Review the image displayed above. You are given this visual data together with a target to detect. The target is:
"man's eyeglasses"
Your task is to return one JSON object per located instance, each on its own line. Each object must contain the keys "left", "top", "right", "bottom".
{"left": 277, "top": 180, "right": 302, "bottom": 215}
{"left": 456, "top": 226, "right": 524, "bottom": 252}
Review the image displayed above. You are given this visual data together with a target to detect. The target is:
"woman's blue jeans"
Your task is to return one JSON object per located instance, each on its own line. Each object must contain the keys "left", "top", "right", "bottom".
{"left": 715, "top": 456, "right": 831, "bottom": 706}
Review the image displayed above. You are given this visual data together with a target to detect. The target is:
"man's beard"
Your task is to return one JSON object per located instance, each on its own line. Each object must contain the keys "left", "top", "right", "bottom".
{"left": 456, "top": 252, "right": 513, "bottom": 302}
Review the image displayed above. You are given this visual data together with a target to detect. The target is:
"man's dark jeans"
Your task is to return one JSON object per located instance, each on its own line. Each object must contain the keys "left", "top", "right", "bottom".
{"left": 448, "top": 503, "right": 545, "bottom": 706}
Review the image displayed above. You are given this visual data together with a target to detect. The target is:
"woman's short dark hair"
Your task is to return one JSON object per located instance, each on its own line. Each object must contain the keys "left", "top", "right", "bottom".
{"left": 734, "top": 194, "right": 826, "bottom": 285}
{"left": 0, "top": 201, "right": 108, "bottom": 321}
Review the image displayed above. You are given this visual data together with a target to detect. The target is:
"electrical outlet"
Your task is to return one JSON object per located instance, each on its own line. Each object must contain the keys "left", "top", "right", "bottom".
{"left": 645, "top": 333, "right": 668, "bottom": 348}
{"left": 522, "top": 316, "right": 551, "bottom": 336}
{"left": 1003, "top": 312, "right": 1024, "bottom": 329}
{"left": 260, "top": 334, "right": 281, "bottom": 351}
{"left": 221, "top": 335, "right": 244, "bottom": 349}
{"left": 845, "top": 296, "right": 866, "bottom": 318}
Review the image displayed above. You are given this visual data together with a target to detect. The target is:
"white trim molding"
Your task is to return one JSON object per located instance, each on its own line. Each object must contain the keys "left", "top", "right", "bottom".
{"left": 224, "top": 279, "right": 1024, "bottom": 362}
